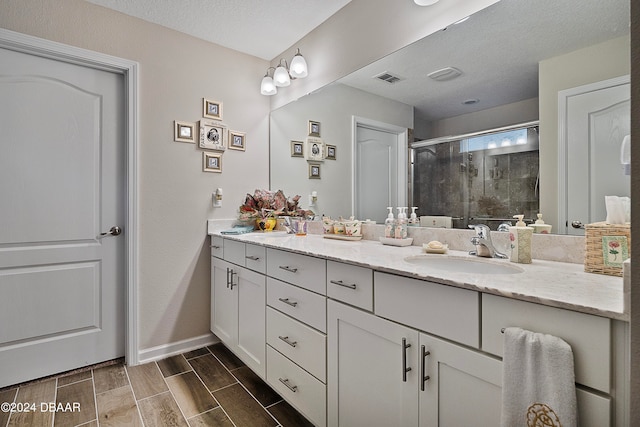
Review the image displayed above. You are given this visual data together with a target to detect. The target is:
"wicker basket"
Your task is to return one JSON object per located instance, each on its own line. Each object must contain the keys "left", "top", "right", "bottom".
{"left": 584, "top": 222, "right": 631, "bottom": 277}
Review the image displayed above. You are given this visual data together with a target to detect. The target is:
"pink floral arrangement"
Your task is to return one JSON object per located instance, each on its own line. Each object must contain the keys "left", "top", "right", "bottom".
{"left": 238, "top": 189, "right": 314, "bottom": 220}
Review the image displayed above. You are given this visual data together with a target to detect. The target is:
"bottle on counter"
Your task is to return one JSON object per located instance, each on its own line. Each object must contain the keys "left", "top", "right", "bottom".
{"left": 509, "top": 214, "right": 532, "bottom": 264}
{"left": 409, "top": 207, "right": 419, "bottom": 225}
{"left": 384, "top": 207, "right": 395, "bottom": 238}
{"left": 395, "top": 207, "right": 408, "bottom": 239}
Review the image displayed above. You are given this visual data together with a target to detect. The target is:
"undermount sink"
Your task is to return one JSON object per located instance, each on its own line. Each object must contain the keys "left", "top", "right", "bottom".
{"left": 404, "top": 255, "right": 524, "bottom": 275}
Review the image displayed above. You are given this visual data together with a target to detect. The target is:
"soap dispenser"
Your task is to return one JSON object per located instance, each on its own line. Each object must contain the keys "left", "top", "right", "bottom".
{"left": 384, "top": 207, "right": 395, "bottom": 238}
{"left": 409, "top": 207, "right": 419, "bottom": 225}
{"left": 395, "top": 207, "right": 408, "bottom": 239}
{"left": 509, "top": 214, "right": 532, "bottom": 264}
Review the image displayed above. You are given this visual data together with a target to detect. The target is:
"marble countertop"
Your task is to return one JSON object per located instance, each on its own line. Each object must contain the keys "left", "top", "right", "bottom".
{"left": 209, "top": 227, "right": 627, "bottom": 321}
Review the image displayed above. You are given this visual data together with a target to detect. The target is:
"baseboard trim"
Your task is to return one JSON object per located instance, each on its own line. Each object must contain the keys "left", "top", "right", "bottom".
{"left": 137, "top": 333, "right": 219, "bottom": 364}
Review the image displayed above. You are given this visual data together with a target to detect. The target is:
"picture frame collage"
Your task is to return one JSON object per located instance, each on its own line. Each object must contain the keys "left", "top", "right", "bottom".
{"left": 173, "top": 98, "right": 246, "bottom": 173}
{"left": 290, "top": 120, "right": 336, "bottom": 179}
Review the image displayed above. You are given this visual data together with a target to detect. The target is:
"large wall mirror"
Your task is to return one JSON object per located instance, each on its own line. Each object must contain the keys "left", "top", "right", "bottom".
{"left": 270, "top": 0, "right": 630, "bottom": 234}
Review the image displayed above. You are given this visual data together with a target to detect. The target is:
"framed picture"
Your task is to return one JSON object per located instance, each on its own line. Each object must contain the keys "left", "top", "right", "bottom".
{"left": 305, "top": 137, "right": 324, "bottom": 162}
{"left": 203, "top": 98, "right": 223, "bottom": 120}
{"left": 308, "top": 120, "right": 321, "bottom": 137}
{"left": 203, "top": 152, "right": 222, "bottom": 173}
{"left": 228, "top": 130, "right": 246, "bottom": 151}
{"left": 174, "top": 121, "right": 195, "bottom": 143}
{"left": 199, "top": 119, "right": 227, "bottom": 151}
{"left": 291, "top": 140, "right": 304, "bottom": 157}
{"left": 309, "top": 163, "right": 321, "bottom": 179}
{"left": 325, "top": 144, "right": 337, "bottom": 160}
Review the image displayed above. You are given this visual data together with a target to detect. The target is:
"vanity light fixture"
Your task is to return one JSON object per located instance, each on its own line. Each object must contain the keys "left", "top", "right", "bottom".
{"left": 414, "top": 0, "right": 439, "bottom": 5}
{"left": 260, "top": 67, "right": 277, "bottom": 96}
{"left": 261, "top": 48, "right": 309, "bottom": 95}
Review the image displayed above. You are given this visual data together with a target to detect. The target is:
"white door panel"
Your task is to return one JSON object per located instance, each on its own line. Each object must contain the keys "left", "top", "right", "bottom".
{"left": 0, "top": 46, "right": 125, "bottom": 387}
{"left": 355, "top": 121, "right": 407, "bottom": 223}
{"left": 560, "top": 77, "right": 630, "bottom": 235}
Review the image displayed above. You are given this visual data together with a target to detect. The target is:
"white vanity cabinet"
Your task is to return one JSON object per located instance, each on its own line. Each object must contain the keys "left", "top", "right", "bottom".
{"left": 209, "top": 234, "right": 628, "bottom": 427}
{"left": 211, "top": 240, "right": 266, "bottom": 378}
{"left": 419, "top": 333, "right": 502, "bottom": 427}
{"left": 264, "top": 249, "right": 328, "bottom": 427}
{"left": 328, "top": 273, "right": 502, "bottom": 427}
{"left": 327, "top": 299, "right": 419, "bottom": 427}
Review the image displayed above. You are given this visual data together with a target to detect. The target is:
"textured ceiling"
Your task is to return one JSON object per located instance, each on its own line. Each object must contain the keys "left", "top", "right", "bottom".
{"left": 85, "top": 0, "right": 352, "bottom": 60}
{"left": 338, "top": 0, "right": 629, "bottom": 124}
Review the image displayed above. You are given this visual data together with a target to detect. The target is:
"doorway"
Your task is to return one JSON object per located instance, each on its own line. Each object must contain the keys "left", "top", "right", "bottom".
{"left": 353, "top": 117, "right": 407, "bottom": 223}
{"left": 0, "top": 29, "right": 139, "bottom": 387}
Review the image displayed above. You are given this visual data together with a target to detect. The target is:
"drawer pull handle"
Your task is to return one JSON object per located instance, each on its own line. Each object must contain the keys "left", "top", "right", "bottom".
{"left": 278, "top": 335, "right": 298, "bottom": 348}
{"left": 246, "top": 255, "right": 260, "bottom": 261}
{"left": 402, "top": 338, "right": 412, "bottom": 382}
{"left": 211, "top": 245, "right": 221, "bottom": 249}
{"left": 279, "top": 377, "right": 298, "bottom": 393}
{"left": 278, "top": 297, "right": 298, "bottom": 307}
{"left": 330, "top": 279, "right": 357, "bottom": 290}
{"left": 420, "top": 345, "right": 431, "bottom": 391}
{"left": 279, "top": 265, "right": 299, "bottom": 273}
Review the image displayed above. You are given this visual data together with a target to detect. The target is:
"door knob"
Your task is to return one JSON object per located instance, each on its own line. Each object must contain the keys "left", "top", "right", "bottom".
{"left": 100, "top": 226, "right": 122, "bottom": 236}
{"left": 571, "top": 221, "right": 584, "bottom": 229}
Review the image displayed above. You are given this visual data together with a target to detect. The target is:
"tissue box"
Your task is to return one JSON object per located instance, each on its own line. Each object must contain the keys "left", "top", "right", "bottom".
{"left": 584, "top": 222, "right": 631, "bottom": 277}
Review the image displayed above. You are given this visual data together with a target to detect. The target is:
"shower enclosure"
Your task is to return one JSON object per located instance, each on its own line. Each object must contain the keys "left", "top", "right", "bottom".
{"left": 411, "top": 122, "right": 539, "bottom": 230}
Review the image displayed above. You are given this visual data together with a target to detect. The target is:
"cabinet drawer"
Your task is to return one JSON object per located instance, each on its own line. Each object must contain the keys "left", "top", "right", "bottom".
{"left": 267, "top": 248, "right": 326, "bottom": 294}
{"left": 267, "top": 278, "right": 326, "bottom": 333}
{"left": 267, "top": 307, "right": 326, "bottom": 382}
{"left": 245, "top": 243, "right": 266, "bottom": 274}
{"left": 374, "top": 272, "right": 479, "bottom": 347}
{"left": 577, "top": 388, "right": 611, "bottom": 427}
{"left": 326, "top": 260, "right": 373, "bottom": 311}
{"left": 211, "top": 236, "right": 224, "bottom": 259}
{"left": 267, "top": 346, "right": 326, "bottom": 427}
{"left": 482, "top": 294, "right": 611, "bottom": 393}
{"left": 223, "top": 239, "right": 245, "bottom": 266}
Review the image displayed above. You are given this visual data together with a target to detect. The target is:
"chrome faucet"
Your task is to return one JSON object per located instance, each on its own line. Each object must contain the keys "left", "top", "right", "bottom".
{"left": 469, "top": 224, "right": 508, "bottom": 259}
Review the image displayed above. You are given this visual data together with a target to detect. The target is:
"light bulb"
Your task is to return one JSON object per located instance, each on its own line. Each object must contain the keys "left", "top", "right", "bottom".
{"left": 289, "top": 50, "right": 308, "bottom": 78}
{"left": 260, "top": 75, "right": 277, "bottom": 95}
{"left": 273, "top": 63, "right": 291, "bottom": 87}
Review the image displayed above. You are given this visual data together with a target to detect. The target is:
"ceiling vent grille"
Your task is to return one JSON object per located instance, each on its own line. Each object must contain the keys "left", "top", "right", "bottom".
{"left": 373, "top": 71, "right": 404, "bottom": 84}
{"left": 427, "top": 67, "right": 462, "bottom": 81}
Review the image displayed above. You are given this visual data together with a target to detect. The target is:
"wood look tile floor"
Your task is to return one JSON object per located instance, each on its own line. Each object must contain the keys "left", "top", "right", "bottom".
{"left": 0, "top": 344, "right": 314, "bottom": 427}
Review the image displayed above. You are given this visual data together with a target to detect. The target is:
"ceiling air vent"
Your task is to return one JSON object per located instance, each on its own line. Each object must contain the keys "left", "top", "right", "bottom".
{"left": 373, "top": 71, "right": 404, "bottom": 84}
{"left": 427, "top": 67, "right": 462, "bottom": 81}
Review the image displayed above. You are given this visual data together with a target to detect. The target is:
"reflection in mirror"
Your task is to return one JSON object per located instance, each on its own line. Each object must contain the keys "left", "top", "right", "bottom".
{"left": 269, "top": 0, "right": 629, "bottom": 233}
{"left": 412, "top": 122, "right": 539, "bottom": 231}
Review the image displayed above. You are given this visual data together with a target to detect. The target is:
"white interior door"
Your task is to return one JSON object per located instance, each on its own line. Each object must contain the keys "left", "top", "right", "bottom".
{"left": 559, "top": 77, "right": 630, "bottom": 235}
{"left": 0, "top": 46, "right": 125, "bottom": 387}
{"left": 355, "top": 120, "right": 407, "bottom": 223}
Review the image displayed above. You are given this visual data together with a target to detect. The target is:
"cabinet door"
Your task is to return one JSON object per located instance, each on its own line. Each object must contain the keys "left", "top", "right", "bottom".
{"left": 236, "top": 266, "right": 266, "bottom": 378}
{"left": 419, "top": 333, "right": 502, "bottom": 427}
{"left": 328, "top": 300, "right": 419, "bottom": 427}
{"left": 211, "top": 258, "right": 237, "bottom": 346}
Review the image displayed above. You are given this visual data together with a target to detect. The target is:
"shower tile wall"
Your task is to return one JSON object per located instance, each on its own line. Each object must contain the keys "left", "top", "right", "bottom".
{"left": 413, "top": 143, "right": 539, "bottom": 230}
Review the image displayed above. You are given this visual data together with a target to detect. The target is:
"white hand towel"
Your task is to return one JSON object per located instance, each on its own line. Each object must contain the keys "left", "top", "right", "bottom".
{"left": 501, "top": 327, "right": 577, "bottom": 427}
